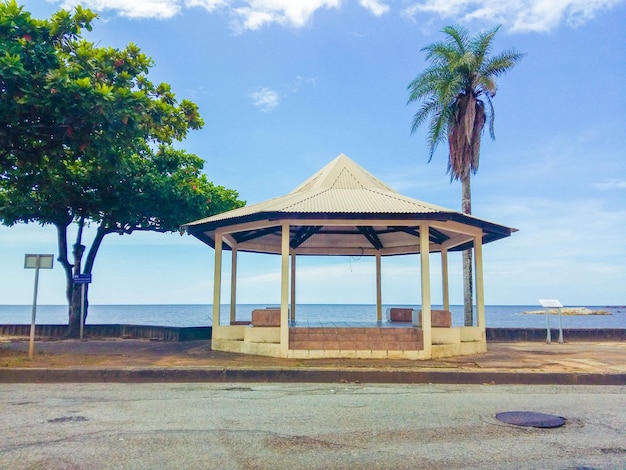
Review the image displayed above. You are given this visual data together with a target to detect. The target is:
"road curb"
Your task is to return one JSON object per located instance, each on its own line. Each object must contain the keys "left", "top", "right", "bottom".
{"left": 1, "top": 368, "right": 624, "bottom": 385}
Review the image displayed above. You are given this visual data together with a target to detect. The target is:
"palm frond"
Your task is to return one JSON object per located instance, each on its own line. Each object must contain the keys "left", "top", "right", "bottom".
{"left": 442, "top": 25, "right": 468, "bottom": 54}
{"left": 471, "top": 25, "right": 500, "bottom": 67}
{"left": 482, "top": 49, "right": 525, "bottom": 78}
{"left": 427, "top": 105, "right": 452, "bottom": 161}
{"left": 410, "top": 97, "right": 441, "bottom": 135}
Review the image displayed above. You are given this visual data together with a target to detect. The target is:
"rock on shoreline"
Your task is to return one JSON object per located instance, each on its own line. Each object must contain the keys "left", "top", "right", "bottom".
{"left": 522, "top": 307, "right": 612, "bottom": 316}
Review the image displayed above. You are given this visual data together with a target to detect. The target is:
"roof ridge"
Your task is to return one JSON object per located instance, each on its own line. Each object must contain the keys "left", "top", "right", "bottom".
{"left": 290, "top": 154, "right": 396, "bottom": 194}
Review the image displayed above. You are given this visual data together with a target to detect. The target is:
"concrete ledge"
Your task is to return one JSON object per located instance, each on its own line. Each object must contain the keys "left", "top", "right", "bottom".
{"left": 213, "top": 325, "right": 246, "bottom": 340}
{"left": 212, "top": 338, "right": 282, "bottom": 357}
{"left": 460, "top": 327, "right": 484, "bottom": 342}
{"left": 431, "top": 327, "right": 461, "bottom": 345}
{"left": 244, "top": 327, "right": 280, "bottom": 343}
{"left": 1, "top": 367, "right": 623, "bottom": 385}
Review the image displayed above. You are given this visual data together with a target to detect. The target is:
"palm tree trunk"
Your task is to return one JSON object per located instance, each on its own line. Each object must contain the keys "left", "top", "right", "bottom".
{"left": 461, "top": 175, "right": 473, "bottom": 326}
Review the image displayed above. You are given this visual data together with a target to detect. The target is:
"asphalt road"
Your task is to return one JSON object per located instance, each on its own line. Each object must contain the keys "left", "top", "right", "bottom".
{"left": 1, "top": 383, "right": 624, "bottom": 469}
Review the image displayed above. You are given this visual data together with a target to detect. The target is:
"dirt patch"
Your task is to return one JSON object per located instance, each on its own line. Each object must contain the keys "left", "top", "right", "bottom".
{"left": 1, "top": 338, "right": 624, "bottom": 374}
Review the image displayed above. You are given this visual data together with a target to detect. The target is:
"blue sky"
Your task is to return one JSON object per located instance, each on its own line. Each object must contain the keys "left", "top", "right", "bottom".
{"left": 2, "top": 0, "right": 625, "bottom": 307}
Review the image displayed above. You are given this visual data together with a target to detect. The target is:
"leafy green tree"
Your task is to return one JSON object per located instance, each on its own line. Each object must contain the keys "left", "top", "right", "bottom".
{"left": 0, "top": 1, "right": 244, "bottom": 336}
{"left": 407, "top": 25, "right": 523, "bottom": 325}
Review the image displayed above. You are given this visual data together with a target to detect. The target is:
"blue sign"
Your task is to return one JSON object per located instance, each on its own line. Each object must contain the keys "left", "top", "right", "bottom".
{"left": 73, "top": 273, "right": 92, "bottom": 284}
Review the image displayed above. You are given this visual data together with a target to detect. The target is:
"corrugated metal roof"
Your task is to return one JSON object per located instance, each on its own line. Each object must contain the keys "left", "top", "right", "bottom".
{"left": 182, "top": 153, "right": 516, "bottom": 255}
{"left": 185, "top": 154, "right": 451, "bottom": 226}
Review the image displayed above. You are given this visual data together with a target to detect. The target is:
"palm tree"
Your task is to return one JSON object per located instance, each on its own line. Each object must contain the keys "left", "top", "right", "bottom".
{"left": 407, "top": 25, "right": 523, "bottom": 326}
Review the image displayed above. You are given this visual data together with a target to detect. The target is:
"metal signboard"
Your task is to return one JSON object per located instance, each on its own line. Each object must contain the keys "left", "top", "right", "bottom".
{"left": 73, "top": 273, "right": 92, "bottom": 284}
{"left": 24, "top": 254, "right": 54, "bottom": 269}
{"left": 24, "top": 254, "right": 54, "bottom": 359}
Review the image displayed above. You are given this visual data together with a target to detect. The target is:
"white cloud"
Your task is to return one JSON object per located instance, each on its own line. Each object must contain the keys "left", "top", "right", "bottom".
{"left": 231, "top": 0, "right": 341, "bottom": 31}
{"left": 247, "top": 77, "right": 316, "bottom": 111}
{"left": 359, "top": 0, "right": 390, "bottom": 16}
{"left": 186, "top": 0, "right": 228, "bottom": 12}
{"left": 59, "top": 0, "right": 183, "bottom": 19}
{"left": 402, "top": 0, "right": 622, "bottom": 33}
{"left": 52, "top": 0, "right": 622, "bottom": 31}
{"left": 248, "top": 87, "right": 280, "bottom": 111}
{"left": 591, "top": 179, "right": 626, "bottom": 190}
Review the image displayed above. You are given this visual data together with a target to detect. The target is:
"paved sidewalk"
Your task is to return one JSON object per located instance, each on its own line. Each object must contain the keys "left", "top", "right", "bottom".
{"left": 1, "top": 339, "right": 624, "bottom": 384}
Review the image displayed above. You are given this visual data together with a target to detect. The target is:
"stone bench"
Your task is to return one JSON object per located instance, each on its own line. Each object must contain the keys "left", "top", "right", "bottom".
{"left": 386, "top": 307, "right": 413, "bottom": 322}
{"left": 251, "top": 308, "right": 281, "bottom": 327}
{"left": 419, "top": 309, "right": 452, "bottom": 327}
{"left": 386, "top": 308, "right": 452, "bottom": 327}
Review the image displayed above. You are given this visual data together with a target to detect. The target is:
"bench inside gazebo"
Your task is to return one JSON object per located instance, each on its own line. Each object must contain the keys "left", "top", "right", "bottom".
{"left": 182, "top": 154, "right": 516, "bottom": 360}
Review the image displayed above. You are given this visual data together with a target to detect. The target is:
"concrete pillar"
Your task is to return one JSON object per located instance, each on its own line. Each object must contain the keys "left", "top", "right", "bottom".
{"left": 280, "top": 223, "right": 290, "bottom": 354}
{"left": 474, "top": 234, "right": 485, "bottom": 329}
{"left": 230, "top": 245, "right": 238, "bottom": 324}
{"left": 441, "top": 247, "right": 449, "bottom": 312}
{"left": 419, "top": 224, "right": 432, "bottom": 357}
{"left": 376, "top": 251, "right": 382, "bottom": 322}
{"left": 290, "top": 252, "right": 296, "bottom": 322}
{"left": 212, "top": 230, "right": 223, "bottom": 327}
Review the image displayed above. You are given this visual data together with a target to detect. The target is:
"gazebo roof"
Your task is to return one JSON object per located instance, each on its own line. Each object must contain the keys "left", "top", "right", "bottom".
{"left": 182, "top": 154, "right": 516, "bottom": 255}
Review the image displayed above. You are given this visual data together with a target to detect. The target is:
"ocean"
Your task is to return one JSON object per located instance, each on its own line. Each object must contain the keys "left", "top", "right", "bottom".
{"left": 0, "top": 304, "right": 624, "bottom": 329}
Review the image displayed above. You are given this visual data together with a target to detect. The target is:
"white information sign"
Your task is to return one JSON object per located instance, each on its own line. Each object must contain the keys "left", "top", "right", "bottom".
{"left": 24, "top": 254, "right": 54, "bottom": 359}
{"left": 538, "top": 299, "right": 564, "bottom": 344}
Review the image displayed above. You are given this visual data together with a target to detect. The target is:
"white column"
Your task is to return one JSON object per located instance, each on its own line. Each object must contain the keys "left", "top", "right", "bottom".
{"left": 419, "top": 224, "right": 432, "bottom": 357}
{"left": 474, "top": 234, "right": 485, "bottom": 329}
{"left": 212, "top": 230, "right": 223, "bottom": 328}
{"left": 376, "top": 251, "right": 382, "bottom": 322}
{"left": 441, "top": 247, "right": 449, "bottom": 312}
{"left": 290, "top": 252, "right": 296, "bottom": 322}
{"left": 280, "top": 223, "right": 290, "bottom": 353}
{"left": 230, "top": 245, "right": 238, "bottom": 324}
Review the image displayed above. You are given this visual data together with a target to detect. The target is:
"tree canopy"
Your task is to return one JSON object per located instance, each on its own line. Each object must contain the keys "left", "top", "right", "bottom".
{"left": 407, "top": 24, "right": 524, "bottom": 183}
{"left": 407, "top": 25, "right": 522, "bottom": 326}
{"left": 0, "top": 1, "right": 244, "bottom": 336}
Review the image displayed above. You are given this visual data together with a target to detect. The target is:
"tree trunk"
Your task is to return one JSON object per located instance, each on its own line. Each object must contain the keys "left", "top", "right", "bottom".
{"left": 59, "top": 216, "right": 87, "bottom": 339}
{"left": 64, "top": 221, "right": 108, "bottom": 338}
{"left": 67, "top": 240, "right": 85, "bottom": 338}
{"left": 68, "top": 283, "right": 83, "bottom": 338}
{"left": 54, "top": 221, "right": 80, "bottom": 338}
{"left": 461, "top": 175, "right": 473, "bottom": 326}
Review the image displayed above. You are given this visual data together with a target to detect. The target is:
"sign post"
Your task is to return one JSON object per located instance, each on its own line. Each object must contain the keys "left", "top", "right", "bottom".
{"left": 538, "top": 299, "right": 563, "bottom": 344}
{"left": 24, "top": 254, "right": 54, "bottom": 360}
{"left": 73, "top": 273, "right": 92, "bottom": 341}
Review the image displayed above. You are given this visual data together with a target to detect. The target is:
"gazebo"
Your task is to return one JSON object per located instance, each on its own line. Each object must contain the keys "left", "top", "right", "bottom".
{"left": 181, "top": 154, "right": 516, "bottom": 359}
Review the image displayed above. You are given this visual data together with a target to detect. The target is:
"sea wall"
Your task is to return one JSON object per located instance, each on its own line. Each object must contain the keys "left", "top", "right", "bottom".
{"left": 0, "top": 325, "right": 623, "bottom": 342}
{"left": 0, "top": 324, "right": 212, "bottom": 342}
{"left": 486, "top": 328, "right": 625, "bottom": 342}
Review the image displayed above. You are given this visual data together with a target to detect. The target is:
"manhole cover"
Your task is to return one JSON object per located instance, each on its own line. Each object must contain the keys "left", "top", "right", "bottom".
{"left": 495, "top": 411, "right": 565, "bottom": 428}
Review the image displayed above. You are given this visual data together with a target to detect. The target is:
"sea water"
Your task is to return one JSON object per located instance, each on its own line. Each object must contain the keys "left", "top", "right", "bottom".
{"left": 0, "top": 304, "right": 624, "bottom": 329}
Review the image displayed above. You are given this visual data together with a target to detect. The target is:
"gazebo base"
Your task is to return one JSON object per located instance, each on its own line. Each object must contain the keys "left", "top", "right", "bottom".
{"left": 211, "top": 325, "right": 487, "bottom": 360}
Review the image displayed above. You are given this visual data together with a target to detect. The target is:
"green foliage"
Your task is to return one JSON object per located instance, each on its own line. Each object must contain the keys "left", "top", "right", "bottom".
{"left": 0, "top": 0, "right": 237, "bottom": 233}
{"left": 91, "top": 144, "right": 243, "bottom": 236}
{"left": 0, "top": 1, "right": 244, "bottom": 334}
{"left": 407, "top": 24, "right": 523, "bottom": 181}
